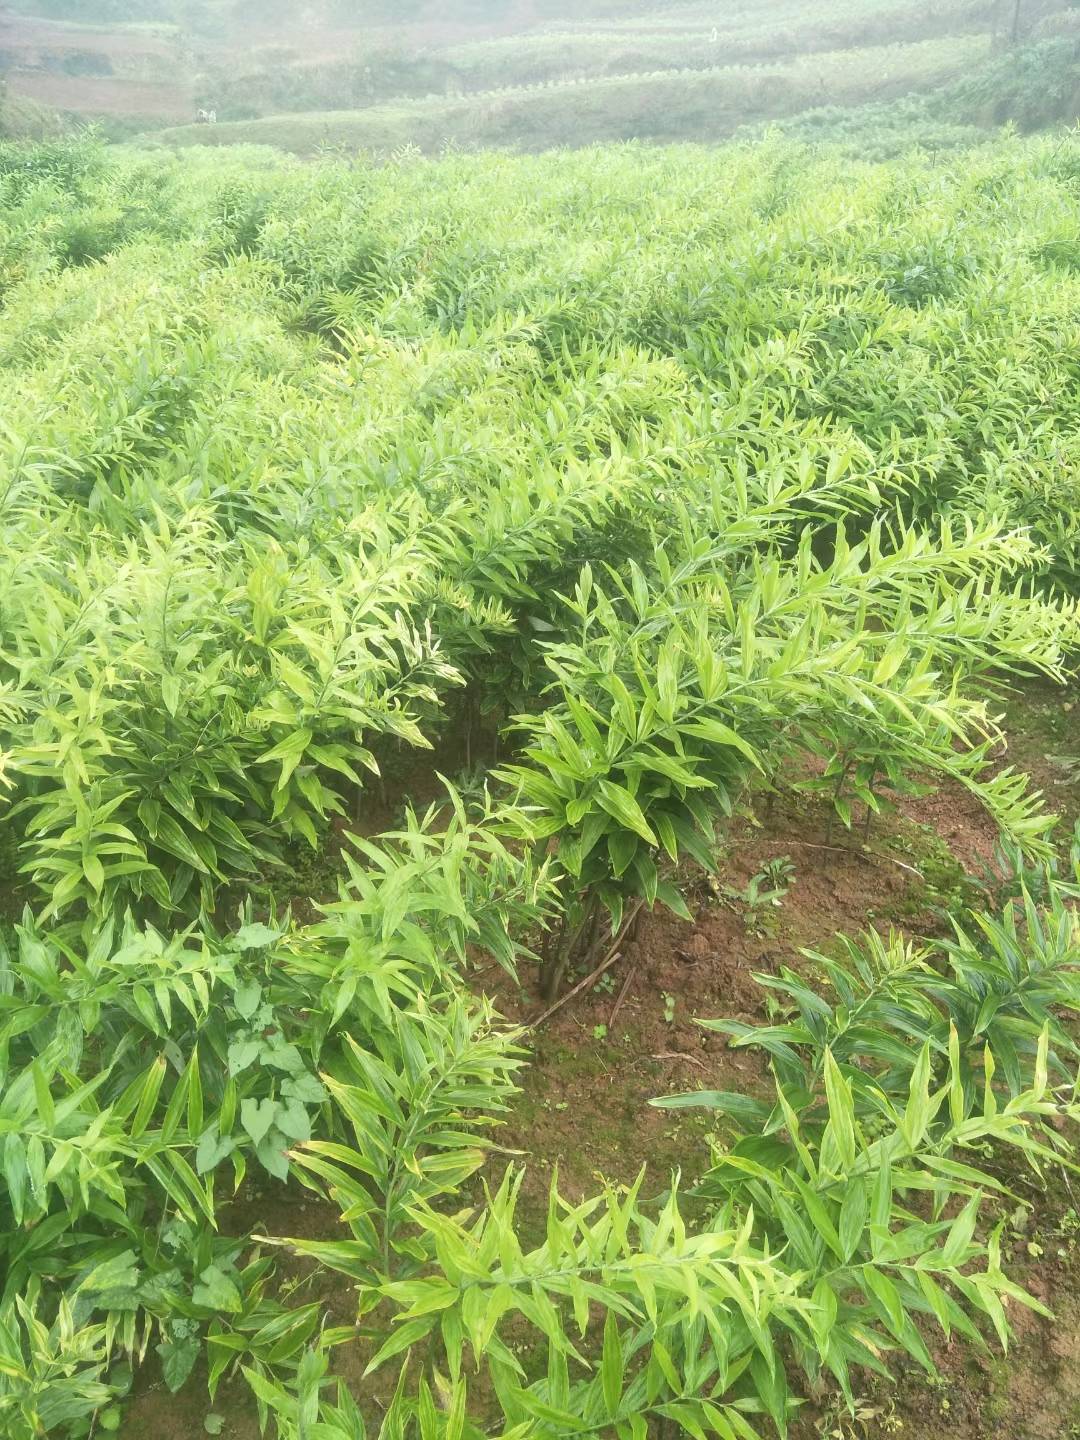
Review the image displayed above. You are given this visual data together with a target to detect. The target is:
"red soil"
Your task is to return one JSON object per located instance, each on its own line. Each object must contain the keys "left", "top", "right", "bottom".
{"left": 6, "top": 69, "right": 192, "bottom": 118}
{"left": 0, "top": 11, "right": 175, "bottom": 59}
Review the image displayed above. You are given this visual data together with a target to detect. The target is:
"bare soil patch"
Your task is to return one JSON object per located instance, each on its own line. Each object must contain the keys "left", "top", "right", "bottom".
{"left": 7, "top": 69, "right": 191, "bottom": 118}
{"left": 0, "top": 11, "right": 175, "bottom": 60}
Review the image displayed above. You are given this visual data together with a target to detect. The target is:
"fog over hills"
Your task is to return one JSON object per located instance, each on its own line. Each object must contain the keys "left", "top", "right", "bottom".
{"left": 1, "top": 2, "right": 1078, "bottom": 153}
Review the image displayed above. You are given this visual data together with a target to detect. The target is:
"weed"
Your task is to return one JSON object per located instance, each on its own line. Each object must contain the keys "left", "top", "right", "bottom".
{"left": 722, "top": 856, "right": 796, "bottom": 935}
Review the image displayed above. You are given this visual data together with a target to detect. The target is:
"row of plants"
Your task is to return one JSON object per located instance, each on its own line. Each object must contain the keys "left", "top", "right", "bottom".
{"left": 11, "top": 131, "right": 1080, "bottom": 581}
{"left": 0, "top": 133, "right": 1079, "bottom": 1435}
{"left": 439, "top": 0, "right": 997, "bottom": 91}
{"left": 5, "top": 810, "right": 1077, "bottom": 1437}
{"left": 1, "top": 504, "right": 1076, "bottom": 1435}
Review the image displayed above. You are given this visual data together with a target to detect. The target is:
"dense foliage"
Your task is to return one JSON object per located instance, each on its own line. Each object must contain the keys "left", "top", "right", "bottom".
{"left": 0, "top": 130, "right": 1079, "bottom": 1436}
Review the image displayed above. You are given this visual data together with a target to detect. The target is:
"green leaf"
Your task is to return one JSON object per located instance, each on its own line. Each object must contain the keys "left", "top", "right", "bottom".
{"left": 607, "top": 828, "right": 638, "bottom": 878}
{"left": 158, "top": 1336, "right": 200, "bottom": 1394}
{"left": 861, "top": 1264, "right": 905, "bottom": 1338}
{"left": 240, "top": 1097, "right": 277, "bottom": 1146}
{"left": 193, "top": 1265, "right": 242, "bottom": 1315}
{"left": 791, "top": 1173, "right": 843, "bottom": 1259}
{"left": 186, "top": 1046, "right": 204, "bottom": 1139}
{"left": 283, "top": 1073, "right": 327, "bottom": 1105}
{"left": 151, "top": 812, "right": 211, "bottom": 872}
{"left": 596, "top": 780, "right": 657, "bottom": 845}
{"left": 275, "top": 1099, "right": 312, "bottom": 1142}
{"left": 131, "top": 1056, "right": 167, "bottom": 1139}
{"left": 82, "top": 1249, "right": 139, "bottom": 1295}
{"left": 233, "top": 979, "right": 262, "bottom": 1019}
{"left": 650, "top": 1090, "right": 772, "bottom": 1125}
{"left": 655, "top": 879, "right": 693, "bottom": 922}
{"left": 256, "top": 1127, "right": 292, "bottom": 1181}
{"left": 195, "top": 1128, "right": 234, "bottom": 1175}
{"left": 162, "top": 673, "right": 181, "bottom": 717}
{"left": 838, "top": 1179, "right": 868, "bottom": 1263}
{"left": 5, "top": 1133, "right": 28, "bottom": 1226}
{"left": 870, "top": 1157, "right": 892, "bottom": 1240}
{"left": 902, "top": 1041, "right": 933, "bottom": 1147}
{"left": 749, "top": 1349, "right": 788, "bottom": 1434}
{"left": 258, "top": 727, "right": 313, "bottom": 789}
{"left": 31, "top": 1060, "right": 55, "bottom": 1131}
{"left": 232, "top": 923, "right": 281, "bottom": 952}
{"left": 682, "top": 718, "right": 762, "bottom": 770}
{"left": 227, "top": 1039, "right": 260, "bottom": 1075}
{"left": 601, "top": 1311, "right": 623, "bottom": 1419}
{"left": 654, "top": 813, "right": 680, "bottom": 864}
{"left": 940, "top": 1191, "right": 981, "bottom": 1267}
{"left": 656, "top": 644, "right": 679, "bottom": 720}
{"left": 823, "top": 1048, "right": 856, "bottom": 1171}
{"left": 84, "top": 851, "right": 105, "bottom": 894}
{"left": 364, "top": 1318, "right": 436, "bottom": 1376}
{"left": 23, "top": 1135, "right": 44, "bottom": 1210}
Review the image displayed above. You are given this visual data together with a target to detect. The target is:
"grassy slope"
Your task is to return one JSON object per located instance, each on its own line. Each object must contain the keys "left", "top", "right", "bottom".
{"left": 154, "top": 34, "right": 989, "bottom": 154}
{"left": 757, "top": 36, "right": 1080, "bottom": 157}
{"left": 440, "top": 0, "right": 998, "bottom": 87}
{"left": 0, "top": 84, "right": 63, "bottom": 138}
{"left": 192, "top": 0, "right": 997, "bottom": 114}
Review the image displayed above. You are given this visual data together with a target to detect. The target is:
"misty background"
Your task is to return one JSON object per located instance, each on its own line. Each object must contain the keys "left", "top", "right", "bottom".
{"left": 1, "top": 1, "right": 1078, "bottom": 155}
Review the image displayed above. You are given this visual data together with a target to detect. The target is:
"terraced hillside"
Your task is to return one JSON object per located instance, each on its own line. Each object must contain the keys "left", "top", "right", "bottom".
{"left": 2, "top": 0, "right": 1078, "bottom": 149}
{"left": 158, "top": 35, "right": 994, "bottom": 154}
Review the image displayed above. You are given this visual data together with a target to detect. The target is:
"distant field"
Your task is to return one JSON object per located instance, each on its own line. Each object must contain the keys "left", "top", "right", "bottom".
{"left": 155, "top": 35, "right": 990, "bottom": 154}
{"left": 0, "top": 81, "right": 62, "bottom": 134}
{"left": 1, "top": 1, "right": 1077, "bottom": 150}
{"left": 0, "top": 8, "right": 187, "bottom": 123}
{"left": 0, "top": 12, "right": 175, "bottom": 54}
{"left": 558, "top": 0, "right": 991, "bottom": 30}
{"left": 190, "top": 0, "right": 1002, "bottom": 121}
{"left": 7, "top": 68, "right": 192, "bottom": 118}
{"left": 441, "top": 0, "right": 998, "bottom": 87}
{"left": 0, "top": 0, "right": 1048, "bottom": 144}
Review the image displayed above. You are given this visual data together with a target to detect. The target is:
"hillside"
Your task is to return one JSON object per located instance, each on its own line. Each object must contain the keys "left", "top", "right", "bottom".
{"left": 0, "top": 9, "right": 192, "bottom": 123}
{"left": 1, "top": 0, "right": 1078, "bottom": 148}
{"left": 0, "top": 73, "right": 61, "bottom": 134}
{"left": 153, "top": 35, "right": 994, "bottom": 154}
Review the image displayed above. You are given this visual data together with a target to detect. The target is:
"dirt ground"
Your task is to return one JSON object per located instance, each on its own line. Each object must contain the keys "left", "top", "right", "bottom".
{"left": 6, "top": 70, "right": 193, "bottom": 119}
{"left": 0, "top": 7, "right": 189, "bottom": 118}
{"left": 0, "top": 12, "right": 176, "bottom": 59}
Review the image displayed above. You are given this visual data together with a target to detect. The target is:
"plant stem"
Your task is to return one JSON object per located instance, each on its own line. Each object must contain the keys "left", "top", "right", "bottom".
{"left": 532, "top": 897, "right": 646, "bottom": 1027}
